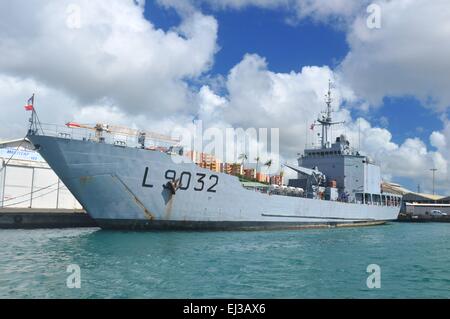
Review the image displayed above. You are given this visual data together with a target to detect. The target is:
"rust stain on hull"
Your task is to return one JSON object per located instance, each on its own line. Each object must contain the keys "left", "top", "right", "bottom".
{"left": 112, "top": 175, "right": 155, "bottom": 220}
{"left": 79, "top": 176, "right": 93, "bottom": 186}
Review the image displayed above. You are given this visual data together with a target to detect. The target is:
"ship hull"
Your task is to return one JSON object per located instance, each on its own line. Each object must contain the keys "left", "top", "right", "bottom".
{"left": 28, "top": 135, "right": 400, "bottom": 230}
{"left": 94, "top": 219, "right": 387, "bottom": 231}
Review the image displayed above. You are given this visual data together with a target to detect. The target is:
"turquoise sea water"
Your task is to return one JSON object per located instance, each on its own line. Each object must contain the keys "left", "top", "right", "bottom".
{"left": 0, "top": 223, "right": 448, "bottom": 298}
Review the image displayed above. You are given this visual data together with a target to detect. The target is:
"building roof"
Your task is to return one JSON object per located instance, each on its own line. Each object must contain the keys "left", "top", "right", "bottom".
{"left": 0, "top": 138, "right": 45, "bottom": 164}
{"left": 405, "top": 202, "right": 450, "bottom": 207}
{"left": 0, "top": 138, "right": 34, "bottom": 150}
{"left": 403, "top": 192, "right": 445, "bottom": 202}
{"left": 381, "top": 182, "right": 411, "bottom": 195}
{"left": 381, "top": 182, "right": 449, "bottom": 202}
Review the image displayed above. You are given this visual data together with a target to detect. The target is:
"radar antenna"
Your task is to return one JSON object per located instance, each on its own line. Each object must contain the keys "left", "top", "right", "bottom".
{"left": 315, "top": 80, "right": 345, "bottom": 148}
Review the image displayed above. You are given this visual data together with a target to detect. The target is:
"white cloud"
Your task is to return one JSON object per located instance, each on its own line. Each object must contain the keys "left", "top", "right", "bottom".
{"left": 290, "top": 0, "right": 367, "bottom": 25}
{"left": 337, "top": 118, "right": 449, "bottom": 194}
{"left": 161, "top": 0, "right": 366, "bottom": 25}
{"left": 0, "top": 75, "right": 77, "bottom": 139}
{"left": 221, "top": 53, "right": 355, "bottom": 154}
{"left": 0, "top": 0, "right": 218, "bottom": 118}
{"left": 429, "top": 121, "right": 450, "bottom": 192}
{"left": 171, "top": 0, "right": 450, "bottom": 113}
{"left": 159, "top": 0, "right": 287, "bottom": 11}
{"left": 430, "top": 131, "right": 447, "bottom": 150}
{"left": 340, "top": 0, "right": 450, "bottom": 110}
{"left": 0, "top": 74, "right": 173, "bottom": 140}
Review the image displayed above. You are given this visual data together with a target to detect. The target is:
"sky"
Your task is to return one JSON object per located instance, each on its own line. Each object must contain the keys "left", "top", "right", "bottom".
{"left": 0, "top": 0, "right": 449, "bottom": 195}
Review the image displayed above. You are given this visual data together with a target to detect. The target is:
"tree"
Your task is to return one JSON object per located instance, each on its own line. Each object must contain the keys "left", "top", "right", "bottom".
{"left": 255, "top": 156, "right": 260, "bottom": 173}
{"left": 264, "top": 159, "right": 272, "bottom": 175}
{"left": 238, "top": 153, "right": 248, "bottom": 169}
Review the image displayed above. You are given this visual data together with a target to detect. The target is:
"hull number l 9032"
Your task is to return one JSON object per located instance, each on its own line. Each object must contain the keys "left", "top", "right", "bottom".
{"left": 142, "top": 167, "right": 218, "bottom": 193}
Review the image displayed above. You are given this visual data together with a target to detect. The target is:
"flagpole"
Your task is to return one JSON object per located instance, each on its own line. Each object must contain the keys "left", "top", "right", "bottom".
{"left": 27, "top": 93, "right": 42, "bottom": 135}
{"left": 32, "top": 93, "right": 35, "bottom": 133}
{"left": 27, "top": 94, "right": 35, "bottom": 134}
{"left": 32, "top": 93, "right": 37, "bottom": 133}
{"left": 32, "top": 93, "right": 44, "bottom": 135}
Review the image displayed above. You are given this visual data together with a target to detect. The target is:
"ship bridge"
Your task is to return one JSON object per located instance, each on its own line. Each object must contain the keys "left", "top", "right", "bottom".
{"left": 288, "top": 81, "right": 397, "bottom": 206}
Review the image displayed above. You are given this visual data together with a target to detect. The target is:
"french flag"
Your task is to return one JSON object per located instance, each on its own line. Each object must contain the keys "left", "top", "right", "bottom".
{"left": 24, "top": 95, "right": 34, "bottom": 111}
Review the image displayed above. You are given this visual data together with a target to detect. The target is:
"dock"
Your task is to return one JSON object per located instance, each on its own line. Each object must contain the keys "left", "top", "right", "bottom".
{"left": 0, "top": 208, "right": 97, "bottom": 229}
{"left": 397, "top": 213, "right": 450, "bottom": 223}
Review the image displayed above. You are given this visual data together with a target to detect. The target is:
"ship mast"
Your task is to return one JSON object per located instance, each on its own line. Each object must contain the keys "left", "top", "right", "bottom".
{"left": 316, "top": 80, "right": 344, "bottom": 148}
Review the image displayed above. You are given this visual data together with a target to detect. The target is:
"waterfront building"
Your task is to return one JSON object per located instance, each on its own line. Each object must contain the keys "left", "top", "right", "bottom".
{"left": 0, "top": 138, "right": 81, "bottom": 209}
{"left": 243, "top": 168, "right": 256, "bottom": 179}
{"left": 185, "top": 150, "right": 222, "bottom": 172}
{"left": 270, "top": 175, "right": 283, "bottom": 186}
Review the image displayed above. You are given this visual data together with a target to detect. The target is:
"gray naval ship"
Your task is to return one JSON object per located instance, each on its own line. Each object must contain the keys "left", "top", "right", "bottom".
{"left": 26, "top": 87, "right": 401, "bottom": 230}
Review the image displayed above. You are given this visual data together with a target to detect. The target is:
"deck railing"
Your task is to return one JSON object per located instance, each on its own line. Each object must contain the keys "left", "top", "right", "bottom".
{"left": 33, "top": 123, "right": 171, "bottom": 149}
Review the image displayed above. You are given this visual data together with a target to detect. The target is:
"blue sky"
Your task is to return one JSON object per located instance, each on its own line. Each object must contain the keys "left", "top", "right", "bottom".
{"left": 145, "top": 2, "right": 349, "bottom": 73}
{"left": 372, "top": 97, "right": 442, "bottom": 147}
{"left": 143, "top": 1, "right": 445, "bottom": 192}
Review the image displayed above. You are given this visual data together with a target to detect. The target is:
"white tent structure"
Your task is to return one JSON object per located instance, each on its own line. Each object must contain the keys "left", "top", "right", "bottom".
{"left": 0, "top": 138, "right": 82, "bottom": 209}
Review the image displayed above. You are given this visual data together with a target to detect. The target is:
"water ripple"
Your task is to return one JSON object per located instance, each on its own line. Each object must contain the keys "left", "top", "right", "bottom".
{"left": 0, "top": 223, "right": 449, "bottom": 298}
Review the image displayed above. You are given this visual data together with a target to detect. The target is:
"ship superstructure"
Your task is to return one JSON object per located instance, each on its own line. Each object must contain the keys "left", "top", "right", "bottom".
{"left": 287, "top": 82, "right": 392, "bottom": 207}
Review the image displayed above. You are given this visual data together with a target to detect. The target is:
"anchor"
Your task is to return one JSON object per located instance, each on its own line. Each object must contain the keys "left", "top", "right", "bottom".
{"left": 164, "top": 178, "right": 181, "bottom": 195}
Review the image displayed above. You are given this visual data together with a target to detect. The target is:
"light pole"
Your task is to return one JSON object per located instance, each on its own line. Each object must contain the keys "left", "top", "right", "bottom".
{"left": 430, "top": 168, "right": 437, "bottom": 195}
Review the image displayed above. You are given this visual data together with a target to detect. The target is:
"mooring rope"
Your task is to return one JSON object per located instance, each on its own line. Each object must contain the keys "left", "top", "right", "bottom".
{"left": 0, "top": 136, "right": 27, "bottom": 173}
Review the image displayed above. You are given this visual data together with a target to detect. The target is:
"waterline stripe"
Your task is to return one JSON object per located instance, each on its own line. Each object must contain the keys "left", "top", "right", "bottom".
{"left": 261, "top": 214, "right": 375, "bottom": 221}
